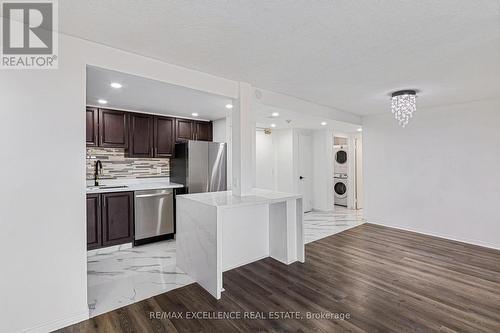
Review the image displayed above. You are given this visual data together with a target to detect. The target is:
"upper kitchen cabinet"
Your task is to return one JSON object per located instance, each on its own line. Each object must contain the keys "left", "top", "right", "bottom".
{"left": 127, "top": 114, "right": 175, "bottom": 158}
{"left": 86, "top": 107, "right": 98, "bottom": 147}
{"left": 175, "top": 118, "right": 194, "bottom": 141}
{"left": 195, "top": 121, "right": 212, "bottom": 141}
{"left": 86, "top": 106, "right": 213, "bottom": 150}
{"left": 98, "top": 109, "right": 128, "bottom": 148}
{"left": 127, "top": 113, "right": 154, "bottom": 158}
{"left": 155, "top": 116, "right": 175, "bottom": 157}
{"left": 175, "top": 118, "right": 213, "bottom": 142}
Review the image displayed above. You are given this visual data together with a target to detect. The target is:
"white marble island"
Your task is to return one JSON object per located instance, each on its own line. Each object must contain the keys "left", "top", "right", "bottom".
{"left": 176, "top": 189, "right": 305, "bottom": 299}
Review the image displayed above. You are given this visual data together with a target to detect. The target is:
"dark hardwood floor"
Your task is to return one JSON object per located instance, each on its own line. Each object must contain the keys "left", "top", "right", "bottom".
{"left": 57, "top": 224, "right": 500, "bottom": 332}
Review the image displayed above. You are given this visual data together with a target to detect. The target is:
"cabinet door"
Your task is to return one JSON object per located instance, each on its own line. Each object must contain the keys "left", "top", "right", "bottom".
{"left": 98, "top": 109, "right": 128, "bottom": 148}
{"left": 154, "top": 116, "right": 175, "bottom": 157}
{"left": 128, "top": 113, "right": 154, "bottom": 157}
{"left": 175, "top": 118, "right": 194, "bottom": 141}
{"left": 102, "top": 192, "right": 134, "bottom": 247}
{"left": 86, "top": 107, "right": 98, "bottom": 147}
{"left": 195, "top": 121, "right": 212, "bottom": 141}
{"left": 86, "top": 194, "right": 101, "bottom": 250}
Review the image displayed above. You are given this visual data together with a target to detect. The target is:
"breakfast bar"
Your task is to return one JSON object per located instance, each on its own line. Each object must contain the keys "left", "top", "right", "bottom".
{"left": 175, "top": 189, "right": 304, "bottom": 299}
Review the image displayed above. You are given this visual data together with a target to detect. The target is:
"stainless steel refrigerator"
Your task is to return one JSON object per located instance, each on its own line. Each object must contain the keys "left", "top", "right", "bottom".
{"left": 171, "top": 141, "right": 227, "bottom": 193}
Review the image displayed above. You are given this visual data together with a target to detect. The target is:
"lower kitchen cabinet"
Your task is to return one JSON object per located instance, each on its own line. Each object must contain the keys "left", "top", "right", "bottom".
{"left": 86, "top": 194, "right": 102, "bottom": 250}
{"left": 87, "top": 192, "right": 134, "bottom": 250}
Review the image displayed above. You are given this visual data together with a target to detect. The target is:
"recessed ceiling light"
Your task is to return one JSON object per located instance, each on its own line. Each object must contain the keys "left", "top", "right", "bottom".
{"left": 270, "top": 123, "right": 276, "bottom": 128}
{"left": 225, "top": 104, "right": 233, "bottom": 109}
{"left": 110, "top": 82, "right": 122, "bottom": 89}
{"left": 321, "top": 121, "right": 327, "bottom": 126}
{"left": 357, "top": 128, "right": 363, "bottom": 132}
{"left": 98, "top": 99, "right": 108, "bottom": 104}
{"left": 191, "top": 112, "right": 199, "bottom": 117}
{"left": 271, "top": 112, "right": 280, "bottom": 117}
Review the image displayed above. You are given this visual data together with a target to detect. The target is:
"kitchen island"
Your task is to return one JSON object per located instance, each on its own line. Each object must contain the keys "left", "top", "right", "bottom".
{"left": 176, "top": 189, "right": 304, "bottom": 299}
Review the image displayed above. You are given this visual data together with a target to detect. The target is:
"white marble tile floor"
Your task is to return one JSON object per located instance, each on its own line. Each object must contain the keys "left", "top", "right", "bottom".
{"left": 304, "top": 206, "right": 364, "bottom": 244}
{"left": 87, "top": 240, "right": 194, "bottom": 318}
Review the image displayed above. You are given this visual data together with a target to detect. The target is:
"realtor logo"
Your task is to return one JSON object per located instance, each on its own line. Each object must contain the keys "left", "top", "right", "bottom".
{"left": 1, "top": 0, "right": 58, "bottom": 69}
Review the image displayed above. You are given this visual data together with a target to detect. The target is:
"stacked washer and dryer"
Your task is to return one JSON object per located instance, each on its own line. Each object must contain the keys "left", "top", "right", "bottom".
{"left": 334, "top": 139, "right": 349, "bottom": 207}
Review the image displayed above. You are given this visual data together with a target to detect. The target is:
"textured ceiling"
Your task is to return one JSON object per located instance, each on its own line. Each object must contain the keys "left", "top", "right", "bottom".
{"left": 86, "top": 66, "right": 231, "bottom": 121}
{"left": 61, "top": 1, "right": 500, "bottom": 116}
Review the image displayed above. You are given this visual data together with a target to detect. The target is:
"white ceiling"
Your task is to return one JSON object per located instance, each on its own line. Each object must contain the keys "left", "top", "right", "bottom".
{"left": 255, "top": 103, "right": 361, "bottom": 133}
{"left": 86, "top": 66, "right": 232, "bottom": 120}
{"left": 87, "top": 65, "right": 352, "bottom": 130}
{"left": 70, "top": 1, "right": 500, "bottom": 116}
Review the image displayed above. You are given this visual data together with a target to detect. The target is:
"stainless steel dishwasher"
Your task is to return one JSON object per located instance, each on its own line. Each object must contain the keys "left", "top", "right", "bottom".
{"left": 134, "top": 189, "right": 174, "bottom": 245}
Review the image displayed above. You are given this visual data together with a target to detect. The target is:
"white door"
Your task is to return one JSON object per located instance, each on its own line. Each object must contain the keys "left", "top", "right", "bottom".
{"left": 298, "top": 133, "right": 313, "bottom": 212}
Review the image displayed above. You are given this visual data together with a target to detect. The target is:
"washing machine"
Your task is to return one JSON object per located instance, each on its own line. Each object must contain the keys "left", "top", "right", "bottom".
{"left": 334, "top": 146, "right": 348, "bottom": 174}
{"left": 334, "top": 173, "right": 348, "bottom": 207}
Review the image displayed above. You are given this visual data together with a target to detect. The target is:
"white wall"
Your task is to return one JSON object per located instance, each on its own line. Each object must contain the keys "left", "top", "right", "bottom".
{"left": 273, "top": 129, "right": 296, "bottom": 193}
{"left": 256, "top": 130, "right": 275, "bottom": 190}
{"left": 0, "top": 32, "right": 238, "bottom": 333}
{"left": 354, "top": 134, "right": 364, "bottom": 209}
{"left": 0, "top": 39, "right": 89, "bottom": 333}
{"left": 212, "top": 118, "right": 227, "bottom": 143}
{"left": 363, "top": 100, "right": 500, "bottom": 250}
{"left": 312, "top": 130, "right": 334, "bottom": 211}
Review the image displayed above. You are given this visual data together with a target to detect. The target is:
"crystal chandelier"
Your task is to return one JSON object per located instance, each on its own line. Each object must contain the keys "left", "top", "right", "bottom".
{"left": 391, "top": 90, "right": 417, "bottom": 127}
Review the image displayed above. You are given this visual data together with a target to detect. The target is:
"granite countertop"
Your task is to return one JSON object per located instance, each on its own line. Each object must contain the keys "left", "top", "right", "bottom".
{"left": 86, "top": 177, "right": 184, "bottom": 194}
{"left": 177, "top": 188, "right": 301, "bottom": 208}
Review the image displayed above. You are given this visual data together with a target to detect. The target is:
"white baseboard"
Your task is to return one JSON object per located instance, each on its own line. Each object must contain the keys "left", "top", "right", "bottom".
{"left": 21, "top": 310, "right": 89, "bottom": 333}
{"left": 222, "top": 254, "right": 268, "bottom": 272}
{"left": 367, "top": 220, "right": 500, "bottom": 251}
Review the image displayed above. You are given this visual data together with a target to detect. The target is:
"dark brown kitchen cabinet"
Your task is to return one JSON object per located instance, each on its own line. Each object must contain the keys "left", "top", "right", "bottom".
{"left": 101, "top": 192, "right": 134, "bottom": 247}
{"left": 98, "top": 109, "right": 128, "bottom": 148}
{"left": 127, "top": 114, "right": 175, "bottom": 158}
{"left": 155, "top": 116, "right": 175, "bottom": 157}
{"left": 86, "top": 106, "right": 213, "bottom": 151}
{"left": 86, "top": 191, "right": 134, "bottom": 250}
{"left": 86, "top": 107, "right": 98, "bottom": 147}
{"left": 127, "top": 113, "right": 154, "bottom": 157}
{"left": 195, "top": 121, "right": 212, "bottom": 141}
{"left": 175, "top": 118, "right": 212, "bottom": 142}
{"left": 175, "top": 118, "right": 194, "bottom": 141}
{"left": 86, "top": 194, "right": 101, "bottom": 250}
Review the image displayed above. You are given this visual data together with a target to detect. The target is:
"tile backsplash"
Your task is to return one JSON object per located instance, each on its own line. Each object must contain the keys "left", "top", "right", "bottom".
{"left": 86, "top": 147, "right": 170, "bottom": 180}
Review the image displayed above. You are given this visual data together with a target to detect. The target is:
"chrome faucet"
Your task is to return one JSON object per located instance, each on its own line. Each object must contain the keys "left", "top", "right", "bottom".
{"left": 94, "top": 160, "right": 103, "bottom": 186}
